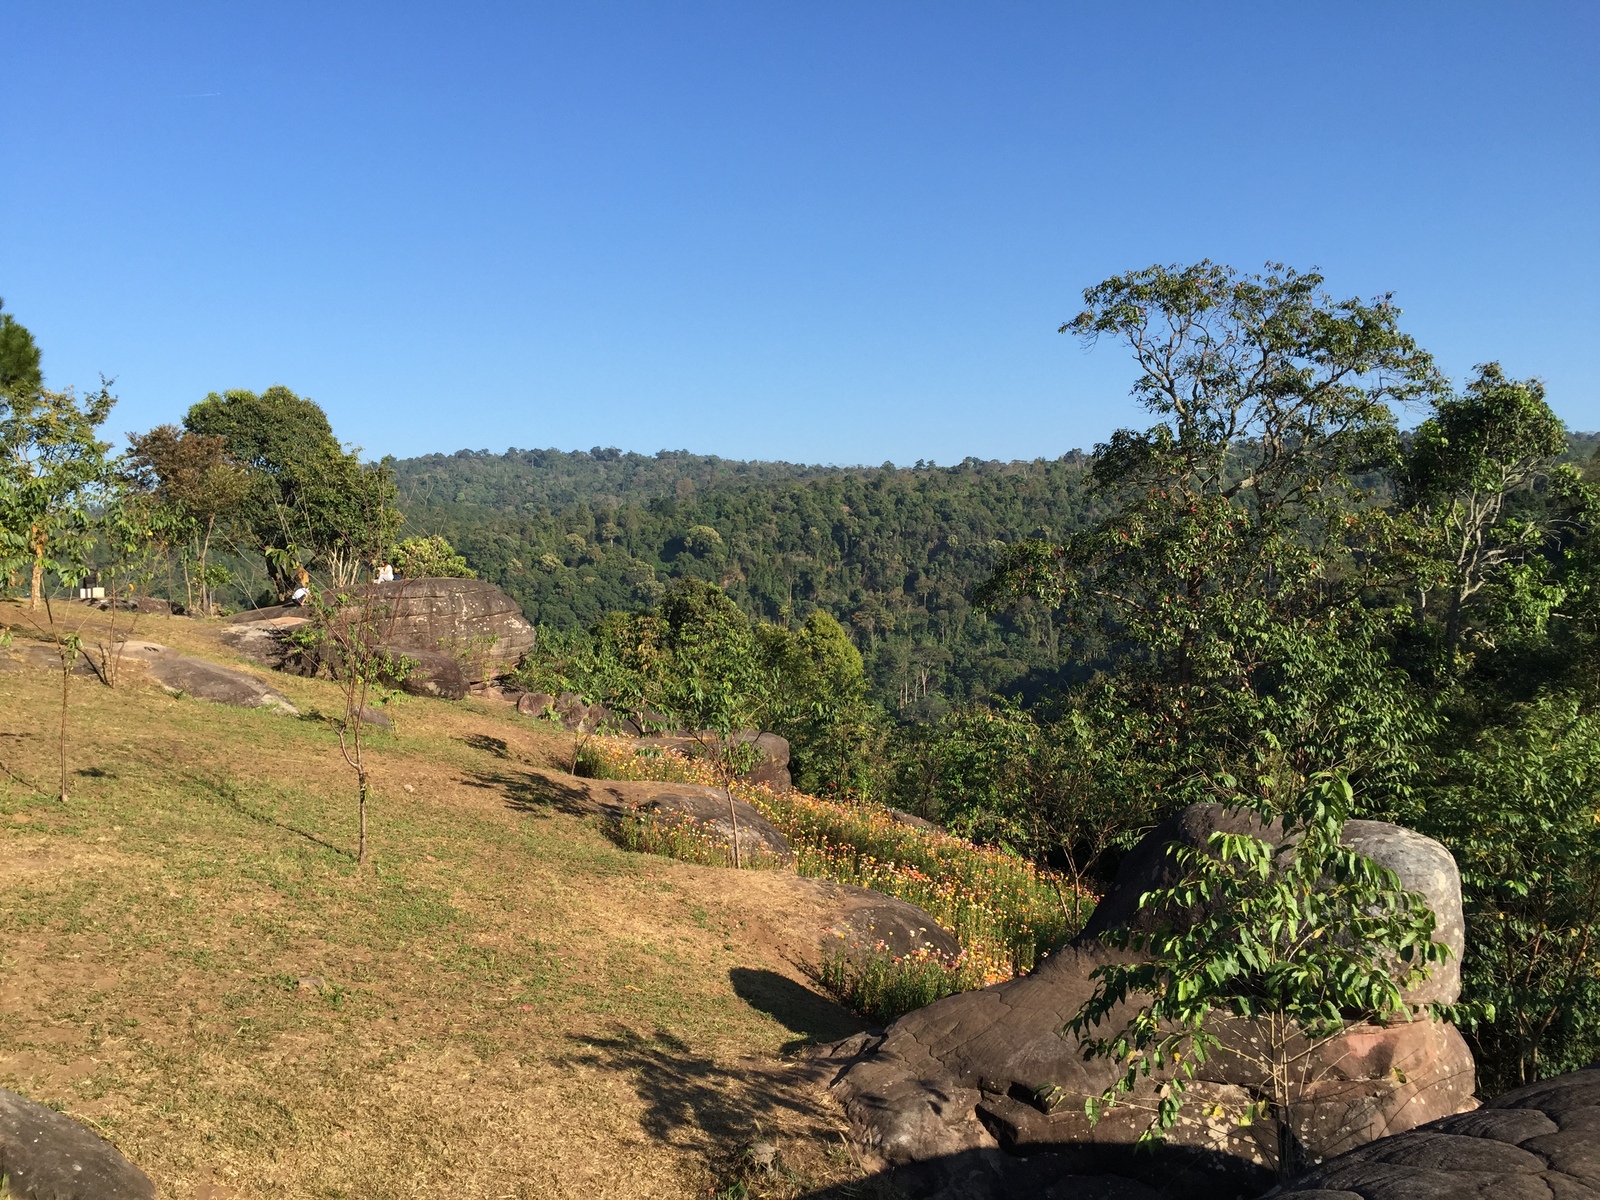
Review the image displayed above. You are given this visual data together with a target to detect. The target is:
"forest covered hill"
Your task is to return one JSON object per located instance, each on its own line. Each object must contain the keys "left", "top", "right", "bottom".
{"left": 394, "top": 448, "right": 1101, "bottom": 712}
{"left": 393, "top": 433, "right": 1600, "bottom": 715}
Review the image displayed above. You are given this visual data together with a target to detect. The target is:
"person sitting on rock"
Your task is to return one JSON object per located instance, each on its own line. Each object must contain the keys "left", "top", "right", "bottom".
{"left": 290, "top": 566, "right": 312, "bottom": 605}
{"left": 375, "top": 561, "right": 395, "bottom": 583}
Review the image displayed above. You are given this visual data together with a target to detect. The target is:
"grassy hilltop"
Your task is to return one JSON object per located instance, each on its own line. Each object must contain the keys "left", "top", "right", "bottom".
{"left": 0, "top": 606, "right": 876, "bottom": 1199}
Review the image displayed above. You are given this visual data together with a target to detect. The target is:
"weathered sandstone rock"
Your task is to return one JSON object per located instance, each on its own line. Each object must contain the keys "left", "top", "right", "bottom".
{"left": 217, "top": 613, "right": 309, "bottom": 669}
{"left": 117, "top": 642, "right": 297, "bottom": 714}
{"left": 364, "top": 578, "right": 534, "bottom": 682}
{"left": 813, "top": 803, "right": 1476, "bottom": 1197}
{"left": 1274, "top": 1065, "right": 1600, "bottom": 1198}
{"left": 0, "top": 1086, "right": 156, "bottom": 1199}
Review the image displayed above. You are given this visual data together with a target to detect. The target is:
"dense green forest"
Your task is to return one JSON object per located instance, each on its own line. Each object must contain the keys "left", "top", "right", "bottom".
{"left": 393, "top": 438, "right": 1600, "bottom": 715}
{"left": 393, "top": 451, "right": 1100, "bottom": 711}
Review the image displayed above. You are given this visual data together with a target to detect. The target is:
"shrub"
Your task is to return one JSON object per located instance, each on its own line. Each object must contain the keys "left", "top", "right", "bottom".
{"left": 817, "top": 945, "right": 988, "bottom": 1024}
{"left": 392, "top": 534, "right": 475, "bottom": 579}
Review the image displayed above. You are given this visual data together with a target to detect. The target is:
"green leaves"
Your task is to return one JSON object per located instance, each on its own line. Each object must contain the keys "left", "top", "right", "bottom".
{"left": 1067, "top": 774, "right": 1446, "bottom": 1160}
{"left": 0, "top": 381, "right": 118, "bottom": 602}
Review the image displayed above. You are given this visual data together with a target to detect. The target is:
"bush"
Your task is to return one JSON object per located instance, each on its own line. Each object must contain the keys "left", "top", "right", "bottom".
{"left": 392, "top": 534, "right": 475, "bottom": 579}
{"left": 817, "top": 945, "right": 988, "bottom": 1024}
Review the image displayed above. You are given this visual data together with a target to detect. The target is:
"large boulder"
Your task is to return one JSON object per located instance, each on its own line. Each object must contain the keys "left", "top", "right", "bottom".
{"left": 0, "top": 1086, "right": 156, "bottom": 1199}
{"left": 814, "top": 804, "right": 1475, "bottom": 1198}
{"left": 1083, "top": 807, "right": 1463, "bottom": 1006}
{"left": 364, "top": 578, "right": 535, "bottom": 683}
{"left": 1275, "top": 1065, "right": 1600, "bottom": 1198}
{"left": 388, "top": 646, "right": 471, "bottom": 700}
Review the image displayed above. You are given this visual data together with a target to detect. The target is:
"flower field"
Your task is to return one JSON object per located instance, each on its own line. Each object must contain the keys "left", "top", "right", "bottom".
{"left": 578, "top": 736, "right": 1092, "bottom": 996}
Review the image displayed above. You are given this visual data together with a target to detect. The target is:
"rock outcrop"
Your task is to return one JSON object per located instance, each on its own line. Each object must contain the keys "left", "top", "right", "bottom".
{"left": 218, "top": 611, "right": 309, "bottom": 669}
{"left": 1274, "top": 1064, "right": 1600, "bottom": 1198}
{"left": 577, "top": 779, "right": 960, "bottom": 968}
{"left": 0, "top": 1086, "right": 156, "bottom": 1199}
{"left": 222, "top": 581, "right": 533, "bottom": 698}
{"left": 812, "top": 803, "right": 1475, "bottom": 1199}
{"left": 114, "top": 642, "right": 298, "bottom": 714}
{"left": 365, "top": 578, "right": 535, "bottom": 683}
{"left": 587, "top": 780, "right": 796, "bottom": 864}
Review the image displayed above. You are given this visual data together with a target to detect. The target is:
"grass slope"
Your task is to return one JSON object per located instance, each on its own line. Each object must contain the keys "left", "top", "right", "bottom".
{"left": 0, "top": 607, "right": 869, "bottom": 1199}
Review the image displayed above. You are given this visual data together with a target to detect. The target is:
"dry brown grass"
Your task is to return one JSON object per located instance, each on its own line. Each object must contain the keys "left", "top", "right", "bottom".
{"left": 0, "top": 604, "right": 873, "bottom": 1199}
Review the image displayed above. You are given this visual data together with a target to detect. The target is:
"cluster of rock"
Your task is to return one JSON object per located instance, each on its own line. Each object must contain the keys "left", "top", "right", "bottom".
{"left": 221, "top": 578, "right": 535, "bottom": 700}
{"left": 1274, "top": 1065, "right": 1599, "bottom": 1198}
{"left": 809, "top": 803, "right": 1476, "bottom": 1200}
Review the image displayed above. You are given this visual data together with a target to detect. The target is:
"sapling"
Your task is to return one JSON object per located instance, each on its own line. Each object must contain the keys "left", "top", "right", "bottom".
{"left": 1065, "top": 774, "right": 1454, "bottom": 1179}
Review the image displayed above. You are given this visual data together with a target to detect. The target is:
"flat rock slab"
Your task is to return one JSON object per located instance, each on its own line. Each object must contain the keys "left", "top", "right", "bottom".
{"left": 1276, "top": 1066, "right": 1600, "bottom": 1198}
{"left": 225, "top": 603, "right": 307, "bottom": 623}
{"left": 0, "top": 1086, "right": 155, "bottom": 1199}
{"left": 117, "top": 642, "right": 298, "bottom": 715}
{"left": 0, "top": 641, "right": 99, "bottom": 676}
{"left": 217, "top": 614, "right": 309, "bottom": 669}
{"left": 587, "top": 780, "right": 795, "bottom": 864}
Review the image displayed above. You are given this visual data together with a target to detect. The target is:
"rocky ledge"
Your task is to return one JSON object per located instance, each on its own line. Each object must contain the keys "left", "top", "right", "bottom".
{"left": 808, "top": 803, "right": 1475, "bottom": 1199}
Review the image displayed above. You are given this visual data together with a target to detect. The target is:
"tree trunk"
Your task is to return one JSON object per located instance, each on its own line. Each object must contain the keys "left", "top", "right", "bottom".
{"left": 57, "top": 651, "right": 72, "bottom": 801}
{"left": 30, "top": 538, "right": 44, "bottom": 610}
{"left": 357, "top": 767, "right": 369, "bottom": 865}
{"left": 199, "top": 515, "right": 216, "bottom": 616}
{"left": 1444, "top": 580, "right": 1466, "bottom": 669}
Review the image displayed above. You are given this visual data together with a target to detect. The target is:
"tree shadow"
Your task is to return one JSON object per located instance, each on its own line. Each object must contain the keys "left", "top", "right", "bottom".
{"left": 729, "top": 968, "right": 867, "bottom": 1051}
{"left": 463, "top": 767, "right": 594, "bottom": 818}
{"left": 558, "top": 1028, "right": 845, "bottom": 1158}
{"left": 462, "top": 733, "right": 510, "bottom": 758}
{"left": 196, "top": 775, "right": 354, "bottom": 860}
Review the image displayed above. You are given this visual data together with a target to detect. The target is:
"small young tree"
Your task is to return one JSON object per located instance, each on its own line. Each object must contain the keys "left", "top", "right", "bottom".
{"left": 290, "top": 461, "right": 407, "bottom": 865}
{"left": 0, "top": 384, "right": 117, "bottom": 609}
{"left": 1066, "top": 774, "right": 1451, "bottom": 1179}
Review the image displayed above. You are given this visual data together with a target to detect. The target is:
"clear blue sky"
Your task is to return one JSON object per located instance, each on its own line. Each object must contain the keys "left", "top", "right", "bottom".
{"left": 2, "top": 3, "right": 1595, "bottom": 465}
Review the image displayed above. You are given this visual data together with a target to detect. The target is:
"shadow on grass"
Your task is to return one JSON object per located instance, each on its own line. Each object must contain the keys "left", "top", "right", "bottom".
{"left": 730, "top": 967, "right": 866, "bottom": 1051}
{"left": 464, "top": 767, "right": 593, "bottom": 818}
{"left": 197, "top": 775, "right": 354, "bottom": 860}
{"left": 462, "top": 733, "right": 510, "bottom": 758}
{"left": 559, "top": 1027, "right": 845, "bottom": 1155}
